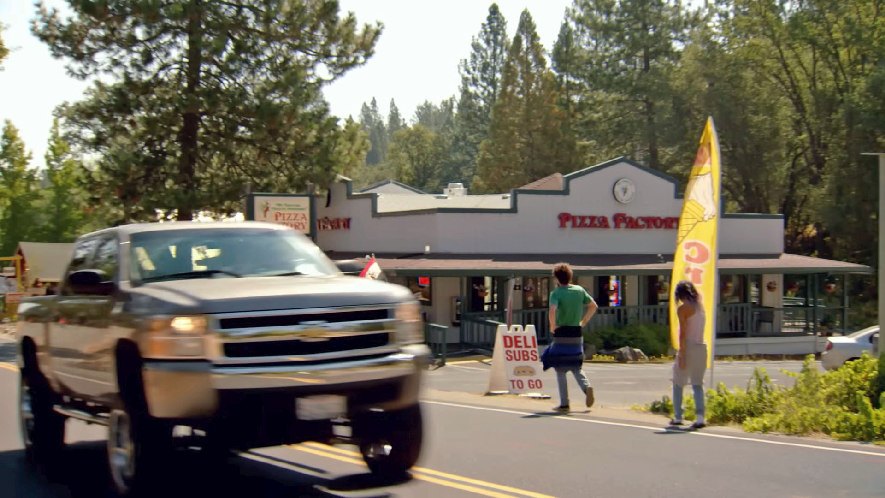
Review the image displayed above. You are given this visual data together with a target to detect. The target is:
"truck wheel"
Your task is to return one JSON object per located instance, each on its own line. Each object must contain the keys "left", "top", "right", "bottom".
{"left": 19, "top": 368, "right": 66, "bottom": 467}
{"left": 359, "top": 405, "right": 423, "bottom": 476}
{"left": 107, "top": 408, "right": 168, "bottom": 496}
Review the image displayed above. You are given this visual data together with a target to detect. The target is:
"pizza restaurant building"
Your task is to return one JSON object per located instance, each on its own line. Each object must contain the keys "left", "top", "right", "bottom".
{"left": 312, "top": 158, "right": 870, "bottom": 356}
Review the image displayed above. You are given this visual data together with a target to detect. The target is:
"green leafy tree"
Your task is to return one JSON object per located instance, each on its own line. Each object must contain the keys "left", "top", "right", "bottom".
{"left": 34, "top": 0, "right": 381, "bottom": 221}
{"left": 414, "top": 99, "right": 455, "bottom": 134}
{"left": 40, "top": 119, "right": 88, "bottom": 242}
{"left": 388, "top": 125, "right": 444, "bottom": 192}
{"left": 0, "top": 121, "right": 41, "bottom": 255}
{"left": 671, "top": 11, "right": 791, "bottom": 216}
{"left": 473, "top": 10, "right": 575, "bottom": 192}
{"left": 723, "top": 0, "right": 883, "bottom": 263}
{"left": 451, "top": 3, "right": 509, "bottom": 185}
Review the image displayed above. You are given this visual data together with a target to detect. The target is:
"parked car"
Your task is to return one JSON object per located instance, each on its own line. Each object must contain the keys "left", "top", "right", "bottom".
{"left": 821, "top": 325, "right": 879, "bottom": 370}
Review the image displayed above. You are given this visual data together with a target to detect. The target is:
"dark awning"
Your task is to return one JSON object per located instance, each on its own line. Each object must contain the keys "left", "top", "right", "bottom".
{"left": 325, "top": 252, "right": 872, "bottom": 277}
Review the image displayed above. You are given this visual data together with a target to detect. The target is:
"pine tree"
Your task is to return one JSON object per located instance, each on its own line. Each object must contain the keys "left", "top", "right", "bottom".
{"left": 473, "top": 10, "right": 575, "bottom": 193}
{"left": 359, "top": 98, "right": 388, "bottom": 165}
{"left": 0, "top": 25, "right": 8, "bottom": 68}
{"left": 0, "top": 121, "right": 41, "bottom": 255}
{"left": 41, "top": 119, "right": 87, "bottom": 242}
{"left": 34, "top": 0, "right": 381, "bottom": 220}
{"left": 567, "top": 0, "right": 694, "bottom": 170}
{"left": 387, "top": 99, "right": 405, "bottom": 136}
{"left": 451, "top": 3, "right": 509, "bottom": 185}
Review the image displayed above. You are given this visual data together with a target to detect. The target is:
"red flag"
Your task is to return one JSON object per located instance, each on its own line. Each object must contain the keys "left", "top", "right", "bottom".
{"left": 359, "top": 257, "right": 382, "bottom": 279}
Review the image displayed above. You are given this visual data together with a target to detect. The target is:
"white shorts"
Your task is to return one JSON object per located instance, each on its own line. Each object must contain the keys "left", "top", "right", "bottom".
{"left": 673, "top": 343, "right": 707, "bottom": 386}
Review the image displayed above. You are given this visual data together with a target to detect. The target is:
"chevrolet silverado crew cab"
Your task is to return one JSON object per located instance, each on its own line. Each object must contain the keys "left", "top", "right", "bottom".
{"left": 16, "top": 221, "right": 429, "bottom": 495}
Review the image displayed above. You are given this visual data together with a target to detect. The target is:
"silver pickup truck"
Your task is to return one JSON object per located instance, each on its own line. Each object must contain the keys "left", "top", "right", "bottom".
{"left": 16, "top": 221, "right": 429, "bottom": 495}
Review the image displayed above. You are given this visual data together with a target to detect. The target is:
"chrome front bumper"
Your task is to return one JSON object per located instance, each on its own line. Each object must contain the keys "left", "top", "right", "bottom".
{"left": 142, "top": 344, "right": 430, "bottom": 418}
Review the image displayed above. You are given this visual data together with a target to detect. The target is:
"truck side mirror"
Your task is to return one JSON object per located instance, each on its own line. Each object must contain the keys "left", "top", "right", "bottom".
{"left": 66, "top": 269, "right": 115, "bottom": 296}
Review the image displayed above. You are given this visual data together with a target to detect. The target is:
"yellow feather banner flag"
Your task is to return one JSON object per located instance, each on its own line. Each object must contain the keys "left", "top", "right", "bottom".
{"left": 669, "top": 117, "right": 721, "bottom": 367}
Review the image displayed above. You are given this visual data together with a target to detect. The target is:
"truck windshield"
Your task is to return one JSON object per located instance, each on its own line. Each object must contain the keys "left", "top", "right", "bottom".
{"left": 129, "top": 227, "right": 339, "bottom": 283}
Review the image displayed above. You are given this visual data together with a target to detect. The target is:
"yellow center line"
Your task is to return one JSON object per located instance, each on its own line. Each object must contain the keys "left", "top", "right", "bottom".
{"left": 0, "top": 363, "right": 19, "bottom": 372}
{"left": 292, "top": 444, "right": 523, "bottom": 498}
{"left": 298, "top": 442, "right": 554, "bottom": 498}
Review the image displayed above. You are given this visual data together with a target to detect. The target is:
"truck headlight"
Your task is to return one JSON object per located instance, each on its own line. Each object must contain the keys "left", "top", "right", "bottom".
{"left": 140, "top": 315, "right": 208, "bottom": 358}
{"left": 394, "top": 301, "right": 424, "bottom": 344}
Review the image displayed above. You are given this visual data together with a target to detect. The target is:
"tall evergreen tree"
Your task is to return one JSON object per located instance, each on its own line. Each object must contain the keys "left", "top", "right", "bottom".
{"left": 567, "top": 0, "right": 695, "bottom": 170}
{"left": 451, "top": 3, "right": 509, "bottom": 185}
{"left": 359, "top": 98, "right": 388, "bottom": 165}
{"left": 387, "top": 99, "right": 405, "bottom": 136}
{"left": 34, "top": 0, "right": 381, "bottom": 221}
{"left": 473, "top": 10, "right": 575, "bottom": 193}
{"left": 41, "top": 119, "right": 87, "bottom": 242}
{"left": 0, "top": 25, "right": 8, "bottom": 68}
{"left": 0, "top": 121, "right": 41, "bottom": 254}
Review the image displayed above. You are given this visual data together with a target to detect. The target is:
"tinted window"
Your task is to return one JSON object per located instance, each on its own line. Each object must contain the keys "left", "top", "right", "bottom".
{"left": 92, "top": 237, "right": 119, "bottom": 280}
{"left": 68, "top": 238, "right": 99, "bottom": 273}
{"left": 129, "top": 227, "right": 339, "bottom": 283}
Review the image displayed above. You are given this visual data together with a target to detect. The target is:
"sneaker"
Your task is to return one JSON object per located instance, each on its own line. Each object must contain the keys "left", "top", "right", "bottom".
{"left": 585, "top": 386, "right": 595, "bottom": 408}
{"left": 669, "top": 419, "right": 684, "bottom": 426}
{"left": 553, "top": 405, "right": 570, "bottom": 413}
{"left": 689, "top": 421, "right": 706, "bottom": 429}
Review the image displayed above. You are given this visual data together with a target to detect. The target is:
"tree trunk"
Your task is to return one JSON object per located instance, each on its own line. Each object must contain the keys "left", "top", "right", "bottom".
{"left": 177, "top": 0, "right": 203, "bottom": 221}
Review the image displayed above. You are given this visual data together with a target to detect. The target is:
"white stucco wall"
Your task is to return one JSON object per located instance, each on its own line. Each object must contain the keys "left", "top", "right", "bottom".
{"left": 315, "top": 159, "right": 785, "bottom": 255}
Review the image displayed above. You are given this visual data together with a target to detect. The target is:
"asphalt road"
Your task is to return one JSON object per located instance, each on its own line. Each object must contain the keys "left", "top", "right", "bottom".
{"left": 1, "top": 336, "right": 883, "bottom": 498}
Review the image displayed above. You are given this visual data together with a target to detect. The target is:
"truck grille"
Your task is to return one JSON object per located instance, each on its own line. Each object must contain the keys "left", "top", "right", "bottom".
{"left": 223, "top": 333, "right": 389, "bottom": 357}
{"left": 218, "top": 309, "right": 389, "bottom": 330}
{"left": 211, "top": 307, "right": 397, "bottom": 363}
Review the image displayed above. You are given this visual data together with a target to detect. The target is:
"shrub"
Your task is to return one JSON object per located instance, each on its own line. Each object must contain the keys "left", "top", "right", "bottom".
{"left": 643, "top": 353, "right": 884, "bottom": 442}
{"left": 707, "top": 368, "right": 780, "bottom": 424}
{"left": 586, "top": 323, "right": 670, "bottom": 357}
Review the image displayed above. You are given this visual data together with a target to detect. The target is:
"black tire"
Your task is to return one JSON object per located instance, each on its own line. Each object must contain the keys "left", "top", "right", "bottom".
{"left": 107, "top": 408, "right": 170, "bottom": 496}
{"left": 108, "top": 346, "right": 172, "bottom": 496}
{"left": 358, "top": 404, "right": 423, "bottom": 476}
{"left": 19, "top": 364, "right": 66, "bottom": 468}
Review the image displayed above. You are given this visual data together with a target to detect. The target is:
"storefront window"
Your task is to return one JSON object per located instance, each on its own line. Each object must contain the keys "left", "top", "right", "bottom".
{"left": 644, "top": 275, "right": 669, "bottom": 305}
{"left": 748, "top": 275, "right": 761, "bottom": 305}
{"left": 720, "top": 275, "right": 744, "bottom": 304}
{"left": 522, "top": 277, "right": 550, "bottom": 309}
{"left": 597, "top": 275, "right": 624, "bottom": 307}
{"left": 819, "top": 275, "right": 843, "bottom": 331}
{"left": 390, "top": 276, "right": 432, "bottom": 305}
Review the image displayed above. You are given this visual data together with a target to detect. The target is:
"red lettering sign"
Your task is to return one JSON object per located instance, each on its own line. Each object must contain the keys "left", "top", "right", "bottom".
{"left": 559, "top": 213, "right": 679, "bottom": 230}
{"left": 317, "top": 217, "right": 352, "bottom": 231}
{"left": 681, "top": 240, "right": 711, "bottom": 285}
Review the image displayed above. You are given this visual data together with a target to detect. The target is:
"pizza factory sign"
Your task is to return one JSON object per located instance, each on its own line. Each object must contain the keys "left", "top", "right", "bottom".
{"left": 558, "top": 212, "right": 679, "bottom": 230}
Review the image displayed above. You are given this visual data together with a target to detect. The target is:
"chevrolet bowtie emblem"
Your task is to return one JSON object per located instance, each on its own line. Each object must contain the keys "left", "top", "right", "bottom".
{"left": 297, "top": 329, "right": 334, "bottom": 342}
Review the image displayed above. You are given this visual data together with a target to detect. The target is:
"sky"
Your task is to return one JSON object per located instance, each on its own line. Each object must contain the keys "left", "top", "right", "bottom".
{"left": 0, "top": 0, "right": 571, "bottom": 169}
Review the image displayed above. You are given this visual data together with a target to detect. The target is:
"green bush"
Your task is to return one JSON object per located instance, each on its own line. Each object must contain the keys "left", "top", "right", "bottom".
{"left": 643, "top": 353, "right": 884, "bottom": 442}
{"left": 877, "top": 350, "right": 885, "bottom": 408}
{"left": 707, "top": 368, "right": 780, "bottom": 424}
{"left": 585, "top": 323, "right": 670, "bottom": 357}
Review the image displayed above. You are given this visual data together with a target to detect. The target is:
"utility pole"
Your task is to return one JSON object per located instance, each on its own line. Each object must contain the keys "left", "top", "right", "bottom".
{"left": 863, "top": 152, "right": 884, "bottom": 356}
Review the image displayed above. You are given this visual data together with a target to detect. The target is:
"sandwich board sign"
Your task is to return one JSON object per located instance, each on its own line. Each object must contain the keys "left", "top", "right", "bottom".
{"left": 487, "top": 324, "right": 545, "bottom": 395}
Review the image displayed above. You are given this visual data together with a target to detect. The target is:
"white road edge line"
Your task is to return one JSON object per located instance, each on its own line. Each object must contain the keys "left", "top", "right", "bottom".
{"left": 425, "top": 400, "right": 885, "bottom": 458}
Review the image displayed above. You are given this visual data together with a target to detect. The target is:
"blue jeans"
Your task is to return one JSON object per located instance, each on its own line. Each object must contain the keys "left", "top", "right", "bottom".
{"left": 673, "top": 383, "right": 705, "bottom": 421}
{"left": 555, "top": 366, "right": 590, "bottom": 407}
